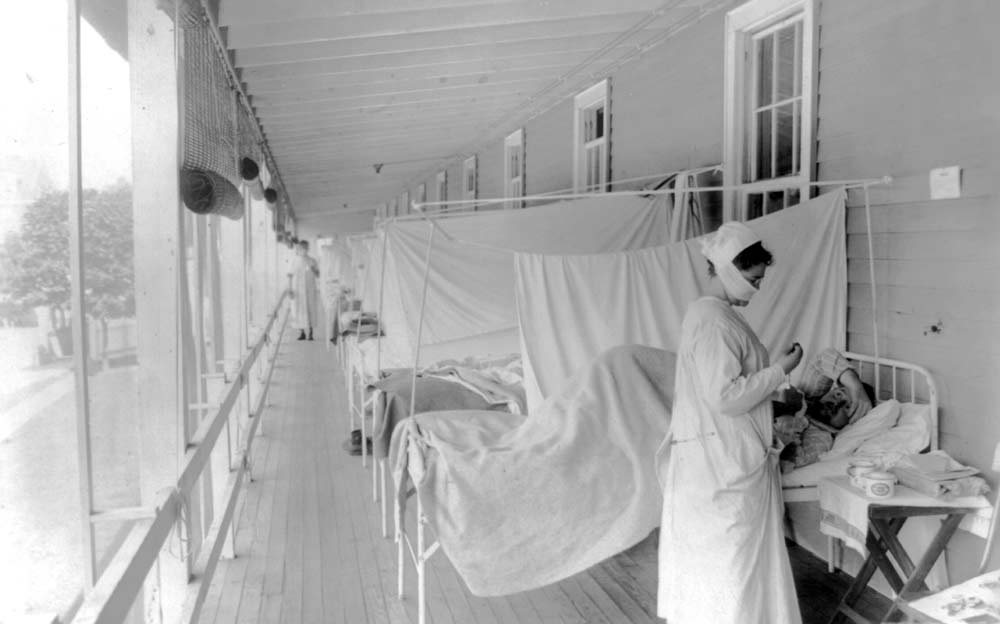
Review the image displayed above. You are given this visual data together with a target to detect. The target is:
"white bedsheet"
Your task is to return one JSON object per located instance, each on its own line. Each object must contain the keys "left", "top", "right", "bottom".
{"left": 515, "top": 189, "right": 847, "bottom": 412}
{"left": 781, "top": 400, "right": 933, "bottom": 488}
{"left": 390, "top": 345, "right": 674, "bottom": 596}
{"left": 380, "top": 194, "right": 671, "bottom": 364}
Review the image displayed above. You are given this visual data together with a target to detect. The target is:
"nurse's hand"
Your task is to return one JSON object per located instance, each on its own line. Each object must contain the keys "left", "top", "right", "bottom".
{"left": 777, "top": 343, "right": 803, "bottom": 374}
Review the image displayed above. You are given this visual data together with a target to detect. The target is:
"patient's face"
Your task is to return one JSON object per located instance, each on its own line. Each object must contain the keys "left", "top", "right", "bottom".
{"left": 816, "top": 387, "right": 851, "bottom": 429}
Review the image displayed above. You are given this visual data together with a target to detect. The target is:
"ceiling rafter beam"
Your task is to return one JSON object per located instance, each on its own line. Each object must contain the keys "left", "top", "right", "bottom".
{"left": 252, "top": 86, "right": 535, "bottom": 114}
{"left": 219, "top": 0, "right": 524, "bottom": 26}
{"left": 260, "top": 107, "right": 514, "bottom": 136}
{"left": 244, "top": 62, "right": 579, "bottom": 95}
{"left": 225, "top": 2, "right": 665, "bottom": 48}
{"left": 250, "top": 77, "right": 550, "bottom": 107}
{"left": 233, "top": 25, "right": 656, "bottom": 67}
{"left": 238, "top": 47, "right": 617, "bottom": 81}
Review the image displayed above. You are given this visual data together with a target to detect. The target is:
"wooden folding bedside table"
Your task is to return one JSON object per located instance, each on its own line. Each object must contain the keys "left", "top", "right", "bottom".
{"left": 817, "top": 476, "right": 989, "bottom": 624}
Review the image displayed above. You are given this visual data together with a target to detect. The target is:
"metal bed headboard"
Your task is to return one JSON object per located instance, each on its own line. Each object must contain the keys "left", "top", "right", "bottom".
{"left": 842, "top": 351, "right": 938, "bottom": 451}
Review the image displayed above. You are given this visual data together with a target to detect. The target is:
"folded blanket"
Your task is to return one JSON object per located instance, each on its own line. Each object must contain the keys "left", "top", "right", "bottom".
{"left": 423, "top": 366, "right": 526, "bottom": 414}
{"left": 371, "top": 371, "right": 514, "bottom": 458}
{"left": 390, "top": 344, "right": 675, "bottom": 596}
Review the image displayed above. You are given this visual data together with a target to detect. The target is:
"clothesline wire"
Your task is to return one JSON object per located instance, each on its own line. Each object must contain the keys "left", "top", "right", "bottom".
{"left": 378, "top": 166, "right": 723, "bottom": 225}
{"left": 385, "top": 177, "right": 890, "bottom": 256}
{"left": 380, "top": 176, "right": 892, "bottom": 222}
{"left": 531, "top": 164, "right": 723, "bottom": 199}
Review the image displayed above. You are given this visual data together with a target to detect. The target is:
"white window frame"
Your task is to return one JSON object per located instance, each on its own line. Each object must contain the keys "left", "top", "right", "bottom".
{"left": 573, "top": 79, "right": 611, "bottom": 193}
{"left": 723, "top": 0, "right": 815, "bottom": 221}
{"left": 436, "top": 170, "right": 447, "bottom": 208}
{"left": 503, "top": 128, "right": 525, "bottom": 209}
{"left": 462, "top": 156, "right": 477, "bottom": 204}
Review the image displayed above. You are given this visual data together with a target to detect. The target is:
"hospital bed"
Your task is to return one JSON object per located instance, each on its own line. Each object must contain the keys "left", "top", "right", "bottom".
{"left": 367, "top": 352, "right": 525, "bottom": 536}
{"left": 780, "top": 351, "right": 938, "bottom": 573}
{"left": 390, "top": 347, "right": 938, "bottom": 624}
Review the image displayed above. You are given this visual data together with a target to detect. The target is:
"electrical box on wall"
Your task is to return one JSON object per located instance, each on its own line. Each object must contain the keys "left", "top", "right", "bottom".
{"left": 929, "top": 166, "right": 961, "bottom": 200}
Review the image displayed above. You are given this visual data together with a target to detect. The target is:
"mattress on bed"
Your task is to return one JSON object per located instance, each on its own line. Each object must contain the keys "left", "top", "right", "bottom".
{"left": 390, "top": 344, "right": 675, "bottom": 597}
{"left": 781, "top": 400, "right": 932, "bottom": 489}
{"left": 371, "top": 372, "right": 518, "bottom": 458}
{"left": 370, "top": 352, "right": 525, "bottom": 458}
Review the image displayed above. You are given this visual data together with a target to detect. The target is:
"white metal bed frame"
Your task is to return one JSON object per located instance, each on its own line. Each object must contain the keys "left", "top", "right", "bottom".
{"left": 781, "top": 350, "right": 938, "bottom": 503}
{"left": 783, "top": 350, "right": 938, "bottom": 573}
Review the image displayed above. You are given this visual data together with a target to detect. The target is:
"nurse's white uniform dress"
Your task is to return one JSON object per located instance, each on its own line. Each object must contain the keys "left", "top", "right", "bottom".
{"left": 292, "top": 254, "right": 320, "bottom": 332}
{"left": 657, "top": 295, "right": 801, "bottom": 624}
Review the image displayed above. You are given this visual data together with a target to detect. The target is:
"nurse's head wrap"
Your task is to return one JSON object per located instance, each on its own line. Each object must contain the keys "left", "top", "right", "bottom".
{"left": 700, "top": 221, "right": 762, "bottom": 303}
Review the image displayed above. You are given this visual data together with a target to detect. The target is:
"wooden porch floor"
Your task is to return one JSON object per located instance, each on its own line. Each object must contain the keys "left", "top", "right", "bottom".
{"left": 199, "top": 338, "right": 890, "bottom": 624}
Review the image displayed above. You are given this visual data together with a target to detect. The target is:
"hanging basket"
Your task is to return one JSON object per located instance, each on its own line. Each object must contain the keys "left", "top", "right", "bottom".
{"left": 240, "top": 157, "right": 260, "bottom": 181}
{"left": 180, "top": 168, "right": 244, "bottom": 220}
{"left": 240, "top": 157, "right": 265, "bottom": 200}
{"left": 264, "top": 187, "right": 279, "bottom": 205}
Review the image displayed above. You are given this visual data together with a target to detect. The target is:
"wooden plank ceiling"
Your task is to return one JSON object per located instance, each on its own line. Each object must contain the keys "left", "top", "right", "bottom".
{"left": 219, "top": 0, "right": 722, "bottom": 220}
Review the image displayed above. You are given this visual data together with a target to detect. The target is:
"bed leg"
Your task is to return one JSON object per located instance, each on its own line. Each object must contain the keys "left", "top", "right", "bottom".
{"left": 827, "top": 536, "right": 841, "bottom": 573}
{"left": 397, "top": 509, "right": 405, "bottom": 599}
{"left": 361, "top": 388, "right": 368, "bottom": 468}
{"left": 372, "top": 446, "right": 378, "bottom": 501}
{"left": 372, "top": 391, "right": 382, "bottom": 501}
{"left": 394, "top": 500, "right": 406, "bottom": 600}
{"left": 417, "top": 496, "right": 426, "bottom": 624}
{"left": 380, "top": 460, "right": 388, "bottom": 539}
{"left": 347, "top": 366, "right": 356, "bottom": 432}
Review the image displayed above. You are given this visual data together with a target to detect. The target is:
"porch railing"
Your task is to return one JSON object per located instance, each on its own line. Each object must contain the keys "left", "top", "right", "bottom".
{"left": 71, "top": 291, "right": 291, "bottom": 624}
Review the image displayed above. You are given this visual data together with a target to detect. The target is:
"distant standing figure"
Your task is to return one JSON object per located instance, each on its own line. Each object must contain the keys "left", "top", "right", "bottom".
{"left": 293, "top": 240, "right": 320, "bottom": 341}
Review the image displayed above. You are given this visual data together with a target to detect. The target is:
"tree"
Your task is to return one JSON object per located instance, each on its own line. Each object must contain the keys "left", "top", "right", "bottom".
{"left": 0, "top": 183, "right": 135, "bottom": 362}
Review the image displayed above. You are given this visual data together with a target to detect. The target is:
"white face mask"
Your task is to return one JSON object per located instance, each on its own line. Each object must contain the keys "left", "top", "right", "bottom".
{"left": 717, "top": 261, "right": 758, "bottom": 304}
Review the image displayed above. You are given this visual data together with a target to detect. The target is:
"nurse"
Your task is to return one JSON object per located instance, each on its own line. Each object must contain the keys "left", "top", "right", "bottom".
{"left": 657, "top": 221, "right": 804, "bottom": 623}
{"left": 292, "top": 240, "right": 320, "bottom": 341}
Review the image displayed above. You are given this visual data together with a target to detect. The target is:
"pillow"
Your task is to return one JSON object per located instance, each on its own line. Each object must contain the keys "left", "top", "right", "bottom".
{"left": 821, "top": 399, "right": 901, "bottom": 460}
{"left": 854, "top": 402, "right": 931, "bottom": 456}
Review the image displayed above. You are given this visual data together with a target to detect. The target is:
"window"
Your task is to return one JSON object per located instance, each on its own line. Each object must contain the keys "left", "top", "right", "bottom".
{"left": 401, "top": 191, "right": 409, "bottom": 215}
{"left": 503, "top": 129, "right": 525, "bottom": 209}
{"left": 573, "top": 79, "right": 611, "bottom": 193}
{"left": 463, "top": 156, "right": 477, "bottom": 205}
{"left": 724, "top": 0, "right": 814, "bottom": 220}
{"left": 436, "top": 170, "right": 447, "bottom": 209}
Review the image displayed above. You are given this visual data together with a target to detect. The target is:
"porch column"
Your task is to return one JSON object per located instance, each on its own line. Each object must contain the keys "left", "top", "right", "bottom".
{"left": 128, "top": 1, "right": 190, "bottom": 621}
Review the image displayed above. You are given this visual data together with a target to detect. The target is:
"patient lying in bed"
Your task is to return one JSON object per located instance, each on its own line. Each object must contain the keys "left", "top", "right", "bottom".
{"left": 773, "top": 348, "right": 876, "bottom": 473}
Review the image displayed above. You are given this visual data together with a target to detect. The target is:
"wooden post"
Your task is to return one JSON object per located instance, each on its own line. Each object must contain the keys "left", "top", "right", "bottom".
{"left": 219, "top": 206, "right": 245, "bottom": 562}
{"left": 67, "top": 0, "right": 97, "bottom": 589}
{"left": 128, "top": 2, "right": 190, "bottom": 621}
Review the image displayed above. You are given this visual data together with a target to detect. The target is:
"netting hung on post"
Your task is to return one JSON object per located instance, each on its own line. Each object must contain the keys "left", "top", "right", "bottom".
{"left": 180, "top": 7, "right": 243, "bottom": 220}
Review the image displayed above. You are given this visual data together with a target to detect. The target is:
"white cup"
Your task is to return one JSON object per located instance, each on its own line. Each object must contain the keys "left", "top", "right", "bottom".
{"left": 862, "top": 471, "right": 897, "bottom": 499}
{"left": 847, "top": 459, "right": 877, "bottom": 488}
